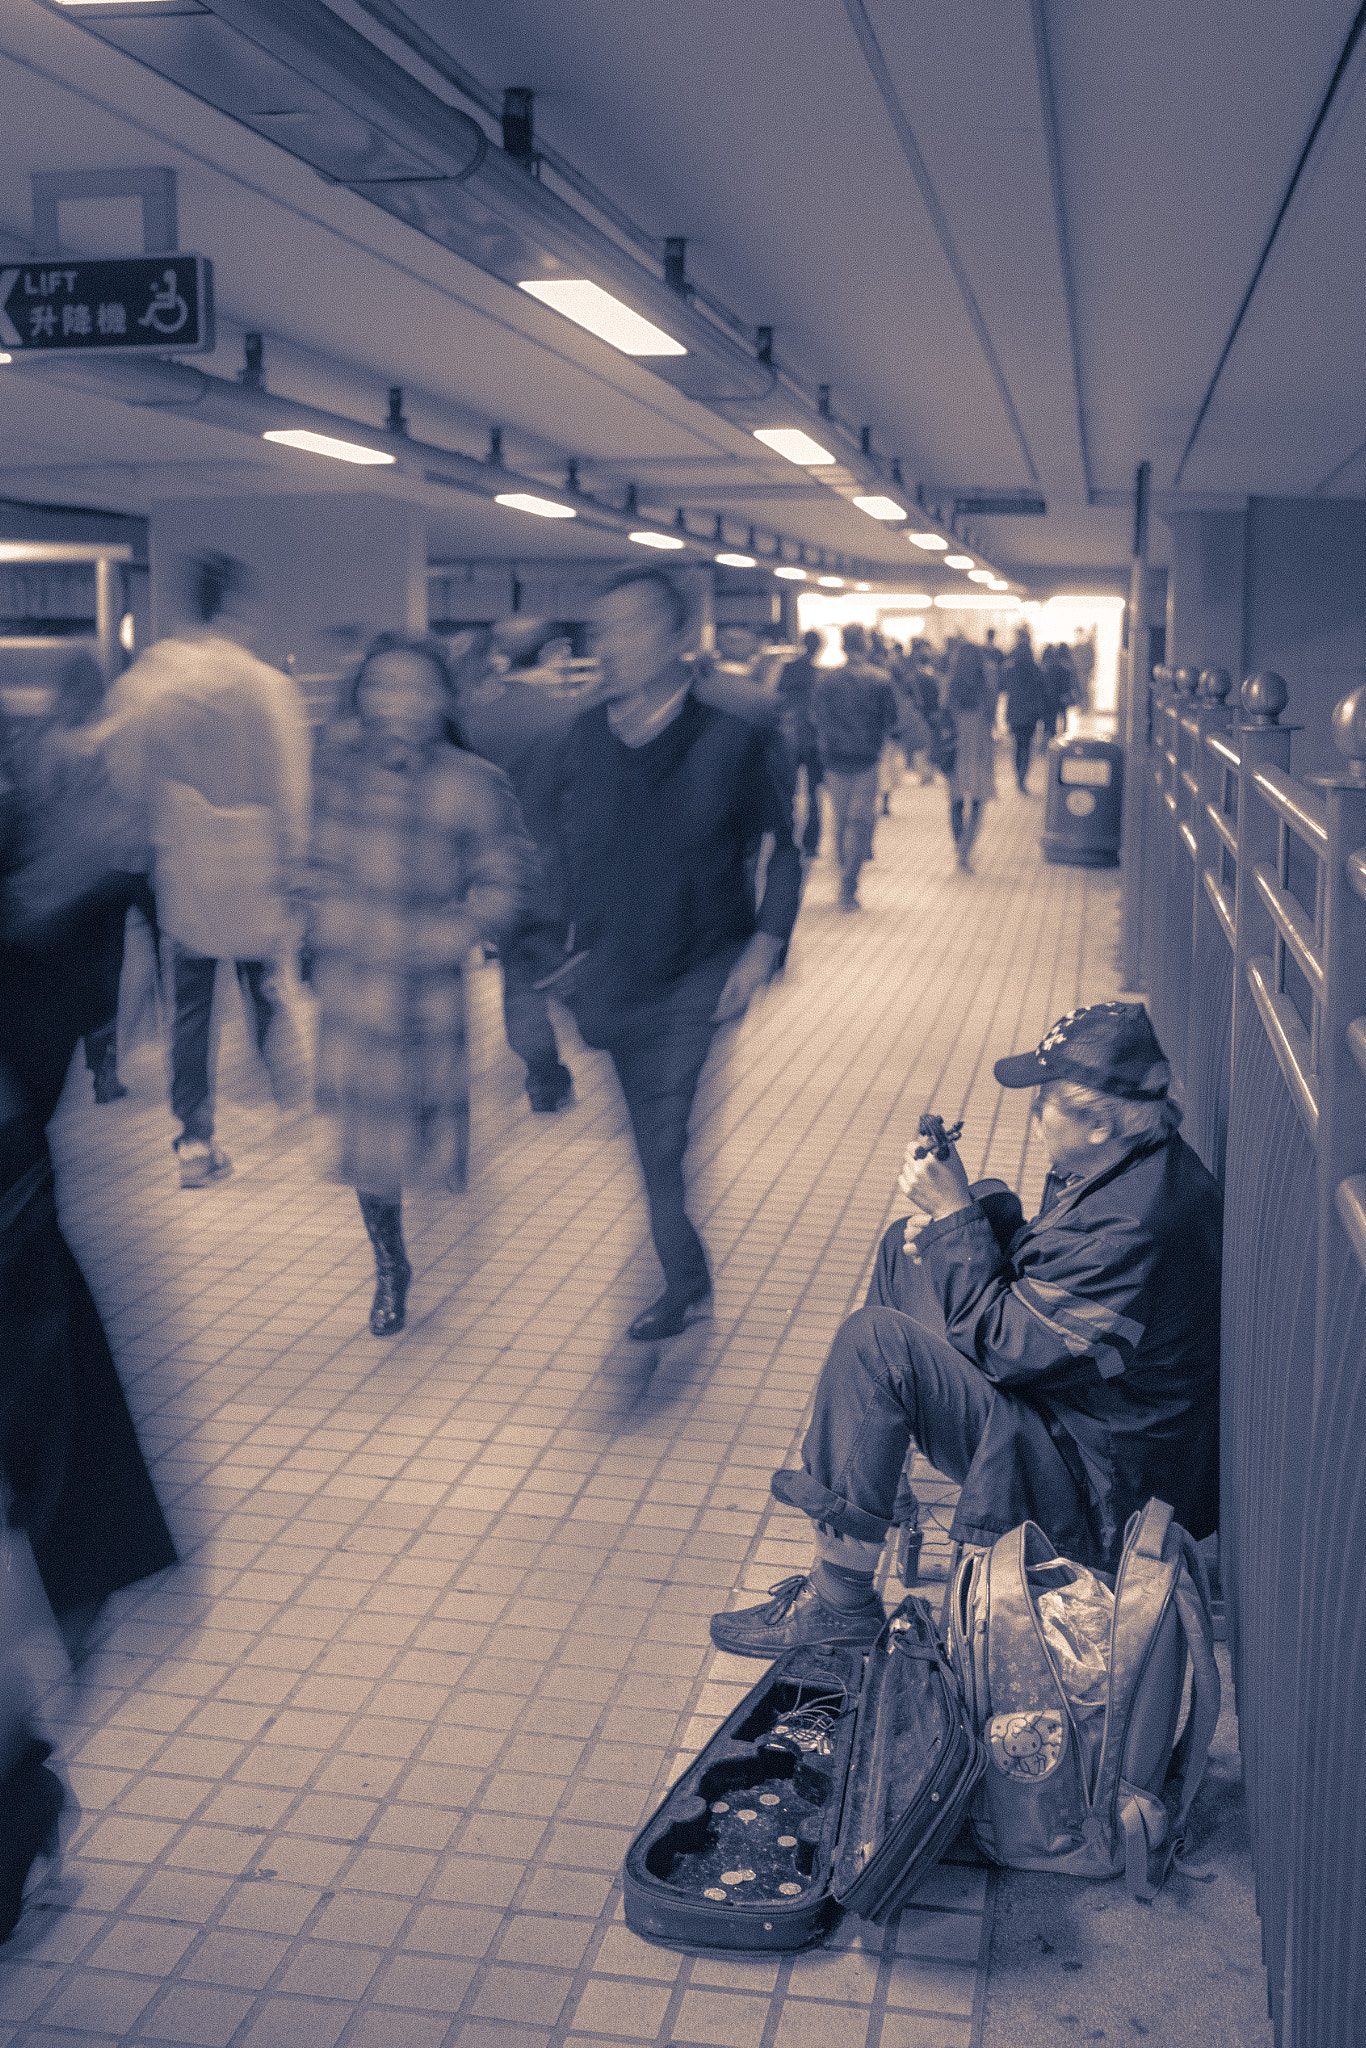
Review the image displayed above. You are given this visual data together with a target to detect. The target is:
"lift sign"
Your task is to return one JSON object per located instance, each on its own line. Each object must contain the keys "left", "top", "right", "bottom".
{"left": 0, "top": 255, "right": 214, "bottom": 355}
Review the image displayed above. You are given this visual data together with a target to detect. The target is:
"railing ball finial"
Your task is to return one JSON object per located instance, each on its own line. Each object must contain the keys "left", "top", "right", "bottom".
{"left": 1241, "top": 671, "right": 1289, "bottom": 725}
{"left": 1152, "top": 664, "right": 1172, "bottom": 689}
{"left": 1174, "top": 665, "right": 1200, "bottom": 697}
{"left": 1331, "top": 684, "right": 1366, "bottom": 784}
{"left": 1199, "top": 666, "right": 1232, "bottom": 703}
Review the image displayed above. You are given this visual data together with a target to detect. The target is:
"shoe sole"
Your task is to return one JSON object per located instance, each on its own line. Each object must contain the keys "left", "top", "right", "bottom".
{"left": 179, "top": 1161, "right": 233, "bottom": 1190}
{"left": 708, "top": 1616, "right": 882, "bottom": 1658}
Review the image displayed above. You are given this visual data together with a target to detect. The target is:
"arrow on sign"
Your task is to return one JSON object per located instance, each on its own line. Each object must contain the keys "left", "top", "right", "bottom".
{"left": 0, "top": 272, "right": 21, "bottom": 348}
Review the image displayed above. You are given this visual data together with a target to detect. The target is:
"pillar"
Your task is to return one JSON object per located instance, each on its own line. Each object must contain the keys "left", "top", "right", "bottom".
{"left": 147, "top": 494, "right": 427, "bottom": 714}
{"left": 1164, "top": 509, "right": 1245, "bottom": 679}
{"left": 1241, "top": 496, "right": 1366, "bottom": 783}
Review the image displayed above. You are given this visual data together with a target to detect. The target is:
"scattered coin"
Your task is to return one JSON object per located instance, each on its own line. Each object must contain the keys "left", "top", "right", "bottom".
{"left": 778, "top": 1881, "right": 803, "bottom": 1896}
{"left": 705, "top": 1886, "right": 727, "bottom": 1901}
{"left": 720, "top": 1868, "right": 755, "bottom": 1884}
{"left": 737, "top": 1808, "right": 758, "bottom": 1823}
{"left": 778, "top": 1835, "right": 798, "bottom": 1848}
{"left": 759, "top": 1793, "right": 780, "bottom": 1806}
{"left": 710, "top": 1801, "right": 729, "bottom": 1813}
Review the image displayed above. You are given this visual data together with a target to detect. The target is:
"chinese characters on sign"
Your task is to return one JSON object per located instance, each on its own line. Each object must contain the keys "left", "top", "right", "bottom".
{"left": 0, "top": 256, "right": 215, "bottom": 355}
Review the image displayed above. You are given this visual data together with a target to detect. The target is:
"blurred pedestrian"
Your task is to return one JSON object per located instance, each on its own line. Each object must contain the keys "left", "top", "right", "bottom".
{"left": 1040, "top": 641, "right": 1078, "bottom": 738}
{"left": 946, "top": 639, "right": 996, "bottom": 872}
{"left": 457, "top": 620, "right": 579, "bottom": 1113}
{"left": 1, "top": 739, "right": 180, "bottom": 1936}
{"left": 308, "top": 633, "right": 536, "bottom": 1337}
{"left": 1003, "top": 627, "right": 1046, "bottom": 793}
{"left": 812, "top": 624, "right": 898, "bottom": 910}
{"left": 102, "top": 556, "right": 311, "bottom": 1188}
{"left": 561, "top": 566, "right": 800, "bottom": 1344}
{"left": 776, "top": 628, "right": 824, "bottom": 855}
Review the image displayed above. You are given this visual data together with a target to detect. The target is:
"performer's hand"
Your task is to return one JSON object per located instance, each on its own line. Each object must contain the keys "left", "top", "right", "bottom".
{"left": 713, "top": 932, "right": 783, "bottom": 1023}
{"left": 898, "top": 1137, "right": 972, "bottom": 1225}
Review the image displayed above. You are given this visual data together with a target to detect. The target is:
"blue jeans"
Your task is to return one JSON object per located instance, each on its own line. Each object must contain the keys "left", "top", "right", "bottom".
{"left": 771, "top": 1195, "right": 1093, "bottom": 1553}
{"left": 170, "top": 943, "right": 281, "bottom": 1145}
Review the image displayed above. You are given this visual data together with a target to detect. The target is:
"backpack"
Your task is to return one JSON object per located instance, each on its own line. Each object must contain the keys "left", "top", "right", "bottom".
{"left": 946, "top": 1498, "right": 1220, "bottom": 1897}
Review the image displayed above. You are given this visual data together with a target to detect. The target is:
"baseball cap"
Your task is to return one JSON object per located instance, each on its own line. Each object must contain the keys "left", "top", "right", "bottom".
{"left": 993, "top": 1002, "right": 1170, "bottom": 1099}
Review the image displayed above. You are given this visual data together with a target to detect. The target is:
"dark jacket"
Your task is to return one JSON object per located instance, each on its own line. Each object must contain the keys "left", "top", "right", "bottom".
{"left": 896, "top": 1132, "right": 1221, "bottom": 1568}
{"left": 811, "top": 662, "right": 899, "bottom": 771}
{"left": 776, "top": 653, "right": 819, "bottom": 754}
{"left": 563, "top": 693, "right": 801, "bottom": 1041}
{"left": 1004, "top": 649, "right": 1045, "bottom": 729}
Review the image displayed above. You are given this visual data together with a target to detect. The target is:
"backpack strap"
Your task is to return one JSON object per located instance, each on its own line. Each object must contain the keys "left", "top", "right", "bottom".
{"left": 1121, "top": 1532, "right": 1221, "bottom": 1900}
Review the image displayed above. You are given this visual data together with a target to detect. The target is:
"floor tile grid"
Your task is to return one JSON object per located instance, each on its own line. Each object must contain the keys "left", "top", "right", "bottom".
{"left": 7, "top": 770, "right": 1114, "bottom": 2048}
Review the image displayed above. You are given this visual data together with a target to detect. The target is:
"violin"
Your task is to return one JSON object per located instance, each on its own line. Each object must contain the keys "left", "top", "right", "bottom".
{"left": 912, "top": 1111, "right": 964, "bottom": 1162}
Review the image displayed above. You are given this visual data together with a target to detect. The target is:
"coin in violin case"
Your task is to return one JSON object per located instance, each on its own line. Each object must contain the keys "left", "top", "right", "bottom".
{"left": 622, "top": 1597, "right": 986, "bottom": 1951}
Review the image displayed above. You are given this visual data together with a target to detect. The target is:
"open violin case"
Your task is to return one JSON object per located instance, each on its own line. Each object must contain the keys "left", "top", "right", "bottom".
{"left": 623, "top": 1595, "right": 986, "bottom": 1951}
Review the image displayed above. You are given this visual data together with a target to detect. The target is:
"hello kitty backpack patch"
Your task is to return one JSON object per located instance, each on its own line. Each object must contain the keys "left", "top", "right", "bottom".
{"left": 946, "top": 1499, "right": 1220, "bottom": 1896}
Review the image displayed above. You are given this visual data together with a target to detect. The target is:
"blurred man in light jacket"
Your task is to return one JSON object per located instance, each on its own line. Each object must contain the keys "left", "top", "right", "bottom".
{"left": 103, "top": 554, "right": 311, "bottom": 1187}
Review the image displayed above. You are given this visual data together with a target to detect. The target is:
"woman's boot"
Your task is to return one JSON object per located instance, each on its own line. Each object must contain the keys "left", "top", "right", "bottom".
{"left": 957, "top": 800, "right": 982, "bottom": 873}
{"left": 357, "top": 1192, "right": 412, "bottom": 1336}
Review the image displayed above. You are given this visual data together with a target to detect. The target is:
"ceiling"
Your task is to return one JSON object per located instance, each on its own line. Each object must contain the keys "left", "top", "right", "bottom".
{"left": 1, "top": 0, "right": 1364, "bottom": 586}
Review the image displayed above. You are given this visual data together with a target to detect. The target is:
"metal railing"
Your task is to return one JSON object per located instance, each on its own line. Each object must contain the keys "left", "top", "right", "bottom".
{"left": 1125, "top": 668, "right": 1366, "bottom": 2047}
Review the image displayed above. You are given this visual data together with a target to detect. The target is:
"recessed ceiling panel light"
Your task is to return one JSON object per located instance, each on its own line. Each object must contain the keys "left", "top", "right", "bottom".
{"left": 753, "top": 427, "right": 836, "bottom": 465}
{"left": 855, "top": 582, "right": 872, "bottom": 591}
{"left": 494, "top": 491, "right": 576, "bottom": 519}
{"left": 0, "top": 353, "right": 10, "bottom": 365}
{"left": 944, "top": 554, "right": 974, "bottom": 570}
{"left": 263, "top": 429, "right": 396, "bottom": 466}
{"left": 629, "top": 529, "right": 685, "bottom": 549}
{"left": 715, "top": 552, "right": 756, "bottom": 567}
{"left": 988, "top": 579, "right": 1010, "bottom": 591}
{"left": 773, "top": 565, "right": 808, "bottom": 580}
{"left": 518, "top": 279, "right": 687, "bottom": 356}
{"left": 967, "top": 568, "right": 994, "bottom": 583}
{"left": 851, "top": 495, "right": 907, "bottom": 520}
{"left": 817, "top": 576, "right": 845, "bottom": 588}
{"left": 907, "top": 532, "right": 949, "bottom": 550}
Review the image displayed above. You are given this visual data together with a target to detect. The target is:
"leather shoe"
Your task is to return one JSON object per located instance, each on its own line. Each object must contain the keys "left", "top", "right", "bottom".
{"left": 628, "top": 1285, "right": 712, "bottom": 1343}
{"left": 710, "top": 1575, "right": 885, "bottom": 1659}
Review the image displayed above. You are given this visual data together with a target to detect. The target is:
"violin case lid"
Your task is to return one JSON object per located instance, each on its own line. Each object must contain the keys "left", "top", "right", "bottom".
{"left": 623, "top": 1596, "right": 986, "bottom": 1951}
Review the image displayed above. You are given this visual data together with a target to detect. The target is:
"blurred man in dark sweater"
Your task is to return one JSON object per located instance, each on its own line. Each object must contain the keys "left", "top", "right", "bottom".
{"left": 563, "top": 567, "right": 802, "bottom": 1344}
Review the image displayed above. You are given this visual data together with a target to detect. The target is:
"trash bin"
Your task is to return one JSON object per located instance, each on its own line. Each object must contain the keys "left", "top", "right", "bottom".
{"left": 1041, "top": 736, "right": 1123, "bottom": 866}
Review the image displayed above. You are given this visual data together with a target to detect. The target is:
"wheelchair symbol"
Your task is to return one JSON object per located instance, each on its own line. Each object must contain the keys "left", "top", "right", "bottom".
{"left": 137, "top": 268, "right": 189, "bottom": 336}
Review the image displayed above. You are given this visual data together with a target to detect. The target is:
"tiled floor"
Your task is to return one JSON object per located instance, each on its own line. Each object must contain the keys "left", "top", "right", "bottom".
{"left": 5, "top": 763, "right": 1127, "bottom": 2048}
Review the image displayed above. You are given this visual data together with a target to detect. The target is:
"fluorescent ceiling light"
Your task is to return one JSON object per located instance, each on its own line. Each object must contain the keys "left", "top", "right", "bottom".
{"left": 715, "top": 552, "right": 756, "bottom": 568}
{"left": 988, "top": 578, "right": 1010, "bottom": 591}
{"left": 753, "top": 427, "right": 836, "bottom": 465}
{"left": 944, "top": 554, "right": 974, "bottom": 570}
{"left": 934, "top": 593, "right": 1021, "bottom": 610}
{"left": 851, "top": 495, "right": 907, "bottom": 520}
{"left": 0, "top": 353, "right": 10, "bottom": 365}
{"left": 517, "top": 279, "right": 686, "bottom": 356}
{"left": 629, "top": 530, "right": 685, "bottom": 550}
{"left": 263, "top": 429, "right": 396, "bottom": 466}
{"left": 494, "top": 491, "right": 576, "bottom": 519}
{"left": 855, "top": 582, "right": 871, "bottom": 591}
{"left": 817, "top": 576, "right": 845, "bottom": 588}
{"left": 773, "top": 565, "right": 807, "bottom": 580}
{"left": 907, "top": 532, "right": 948, "bottom": 551}
{"left": 967, "top": 569, "right": 995, "bottom": 583}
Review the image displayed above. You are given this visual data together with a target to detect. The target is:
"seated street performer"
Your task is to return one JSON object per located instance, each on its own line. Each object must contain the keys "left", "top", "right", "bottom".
{"left": 711, "top": 1003, "right": 1222, "bottom": 1657}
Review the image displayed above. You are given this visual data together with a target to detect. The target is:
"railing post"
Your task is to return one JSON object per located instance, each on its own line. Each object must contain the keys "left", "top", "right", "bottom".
{"left": 1230, "top": 674, "right": 1293, "bottom": 1078}
{"left": 1183, "top": 668, "right": 1233, "bottom": 1173}
{"left": 1309, "top": 686, "right": 1366, "bottom": 1392}
{"left": 1120, "top": 653, "right": 1159, "bottom": 990}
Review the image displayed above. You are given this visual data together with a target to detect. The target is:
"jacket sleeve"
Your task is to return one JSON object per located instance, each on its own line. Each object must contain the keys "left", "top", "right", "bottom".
{"left": 910, "top": 1201, "right": 1155, "bottom": 1392}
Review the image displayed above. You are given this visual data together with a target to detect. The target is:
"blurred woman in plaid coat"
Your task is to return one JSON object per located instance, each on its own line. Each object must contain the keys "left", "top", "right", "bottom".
{"left": 308, "top": 634, "right": 537, "bottom": 1336}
